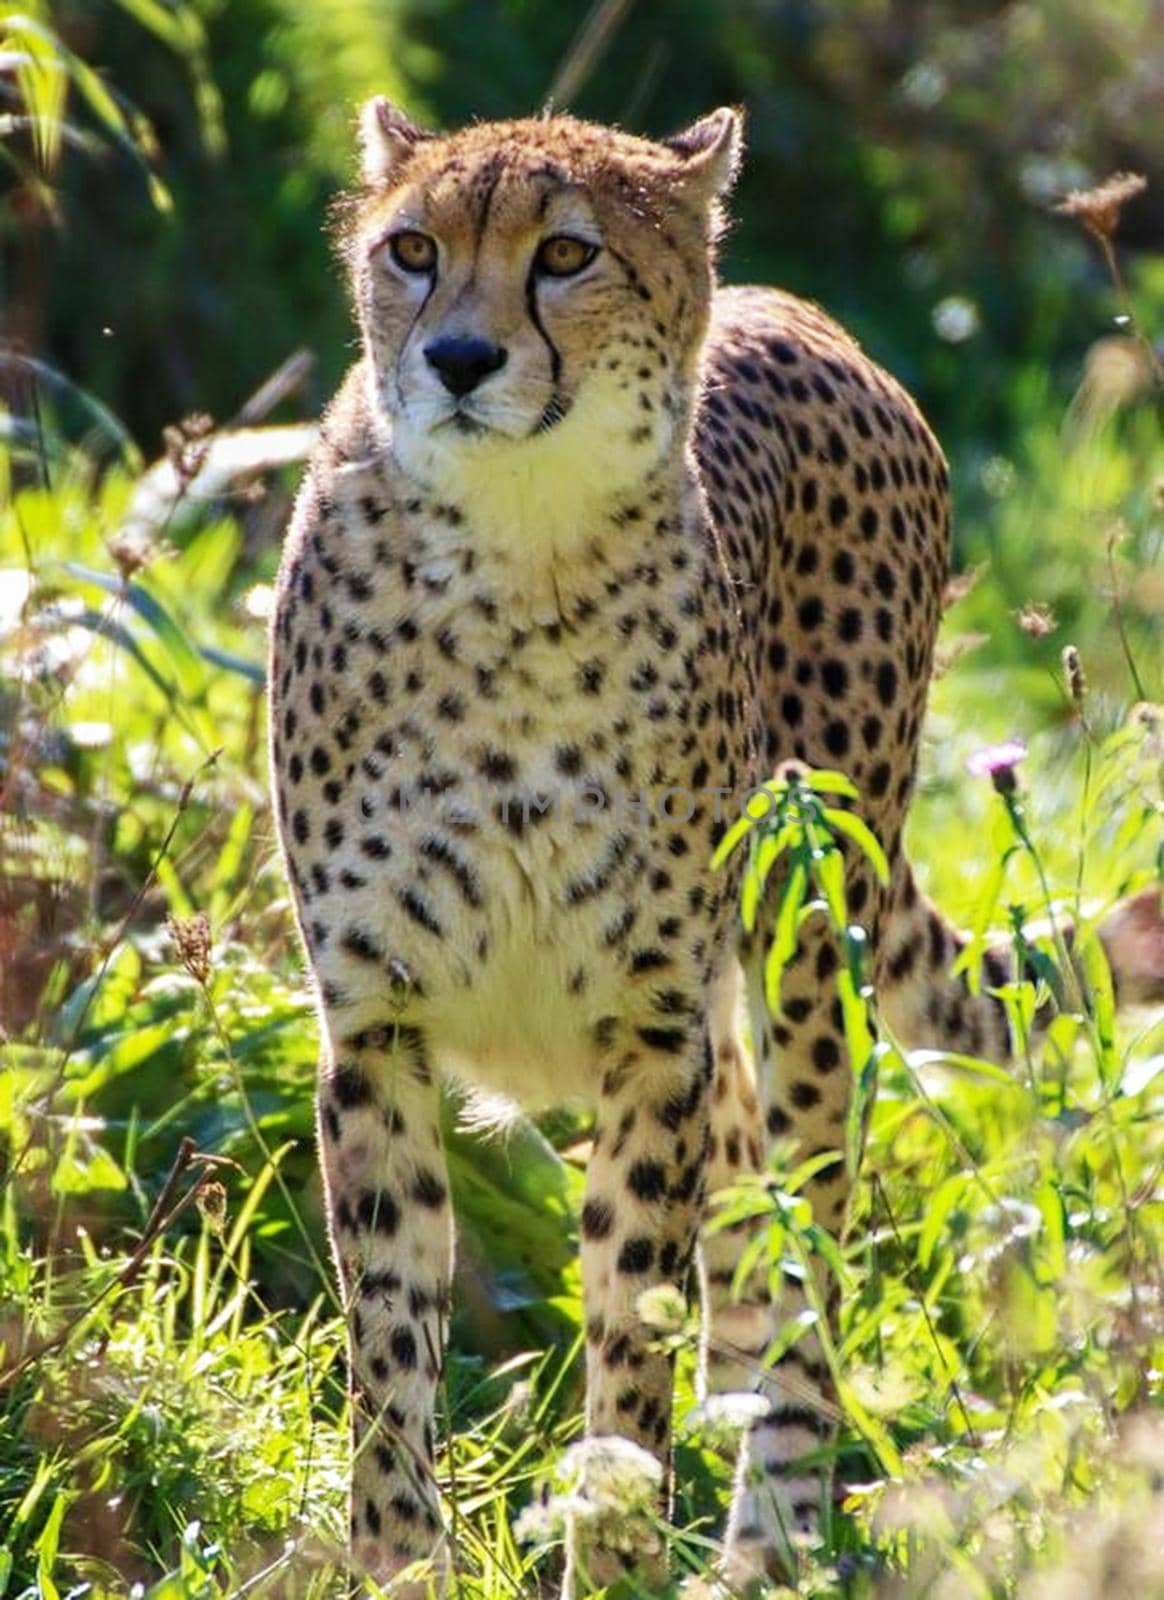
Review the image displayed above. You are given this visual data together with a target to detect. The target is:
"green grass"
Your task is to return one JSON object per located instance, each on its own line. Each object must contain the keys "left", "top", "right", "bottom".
{"left": 2, "top": 334, "right": 1163, "bottom": 1598}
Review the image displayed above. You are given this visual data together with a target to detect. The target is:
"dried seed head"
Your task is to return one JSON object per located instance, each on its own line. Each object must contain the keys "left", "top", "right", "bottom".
{"left": 1128, "top": 702, "right": 1164, "bottom": 762}
{"left": 1062, "top": 645, "right": 1087, "bottom": 706}
{"left": 942, "top": 561, "right": 986, "bottom": 612}
{"left": 933, "top": 631, "right": 988, "bottom": 679}
{"left": 197, "top": 1179, "right": 227, "bottom": 1235}
{"left": 1055, "top": 171, "right": 1147, "bottom": 242}
{"left": 163, "top": 412, "right": 214, "bottom": 488}
{"left": 1129, "top": 701, "right": 1164, "bottom": 732}
{"left": 107, "top": 527, "right": 157, "bottom": 581}
{"left": 169, "top": 911, "right": 212, "bottom": 985}
{"left": 1016, "top": 602, "right": 1057, "bottom": 638}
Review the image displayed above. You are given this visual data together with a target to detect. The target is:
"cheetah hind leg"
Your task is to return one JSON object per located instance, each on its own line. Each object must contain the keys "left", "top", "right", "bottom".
{"left": 702, "top": 922, "right": 861, "bottom": 1589}
{"left": 566, "top": 1029, "right": 712, "bottom": 1595}
{"left": 878, "top": 865, "right": 1164, "bottom": 1060}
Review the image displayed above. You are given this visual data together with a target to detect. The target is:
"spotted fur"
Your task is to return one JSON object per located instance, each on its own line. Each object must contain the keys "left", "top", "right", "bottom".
{"left": 269, "top": 102, "right": 1163, "bottom": 1590}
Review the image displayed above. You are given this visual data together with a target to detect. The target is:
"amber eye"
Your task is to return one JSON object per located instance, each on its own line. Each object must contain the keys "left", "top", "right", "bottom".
{"left": 535, "top": 235, "right": 598, "bottom": 278}
{"left": 388, "top": 230, "right": 438, "bottom": 273}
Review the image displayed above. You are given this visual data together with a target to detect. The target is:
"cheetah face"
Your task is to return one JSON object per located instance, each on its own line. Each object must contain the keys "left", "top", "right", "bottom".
{"left": 345, "top": 103, "right": 742, "bottom": 511}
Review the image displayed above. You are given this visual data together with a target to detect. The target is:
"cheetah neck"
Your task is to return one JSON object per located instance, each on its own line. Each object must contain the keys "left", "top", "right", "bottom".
{"left": 375, "top": 367, "right": 701, "bottom": 571}
{"left": 384, "top": 436, "right": 706, "bottom": 627}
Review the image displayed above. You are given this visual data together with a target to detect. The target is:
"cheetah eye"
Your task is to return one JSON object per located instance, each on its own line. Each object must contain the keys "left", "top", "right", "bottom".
{"left": 388, "top": 230, "right": 438, "bottom": 274}
{"left": 535, "top": 235, "right": 599, "bottom": 278}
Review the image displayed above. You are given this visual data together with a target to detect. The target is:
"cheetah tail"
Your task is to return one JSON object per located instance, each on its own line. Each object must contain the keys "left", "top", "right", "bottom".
{"left": 876, "top": 868, "right": 1164, "bottom": 1064}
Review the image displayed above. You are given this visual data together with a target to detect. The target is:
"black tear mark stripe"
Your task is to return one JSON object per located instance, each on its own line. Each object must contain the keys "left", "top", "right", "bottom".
{"left": 395, "top": 271, "right": 439, "bottom": 410}
{"left": 524, "top": 263, "right": 563, "bottom": 385}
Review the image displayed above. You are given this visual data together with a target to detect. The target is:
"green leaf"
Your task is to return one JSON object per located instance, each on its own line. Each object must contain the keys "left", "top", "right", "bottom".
{"left": 35, "top": 1490, "right": 67, "bottom": 1594}
{"left": 62, "top": 563, "right": 208, "bottom": 699}
{"left": 740, "top": 823, "right": 793, "bottom": 931}
{"left": 46, "top": 602, "right": 175, "bottom": 703}
{"left": 919, "top": 1170, "right": 971, "bottom": 1268}
{"left": 764, "top": 859, "right": 808, "bottom": 1014}
{"left": 813, "top": 841, "right": 848, "bottom": 927}
{"left": 51, "top": 1143, "right": 127, "bottom": 1195}
{"left": 784, "top": 1149, "right": 844, "bottom": 1193}
{"left": 712, "top": 792, "right": 777, "bottom": 868}
{"left": 821, "top": 806, "right": 890, "bottom": 885}
{"left": 801, "top": 769, "right": 859, "bottom": 797}
{"left": 836, "top": 1379, "right": 904, "bottom": 1476}
{"left": 1035, "top": 1179, "right": 1066, "bottom": 1279}
{"left": 1120, "top": 1052, "right": 1164, "bottom": 1097}
{"left": 198, "top": 643, "right": 265, "bottom": 684}
{"left": 1076, "top": 926, "right": 1118, "bottom": 1083}
{"left": 908, "top": 1049, "right": 1021, "bottom": 1088}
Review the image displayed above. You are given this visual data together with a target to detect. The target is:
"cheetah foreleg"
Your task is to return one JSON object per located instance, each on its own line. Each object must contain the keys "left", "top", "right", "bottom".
{"left": 317, "top": 1017, "right": 452, "bottom": 1588}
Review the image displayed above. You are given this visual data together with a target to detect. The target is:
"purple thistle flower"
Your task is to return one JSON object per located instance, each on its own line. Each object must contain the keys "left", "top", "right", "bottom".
{"left": 966, "top": 738, "right": 1027, "bottom": 794}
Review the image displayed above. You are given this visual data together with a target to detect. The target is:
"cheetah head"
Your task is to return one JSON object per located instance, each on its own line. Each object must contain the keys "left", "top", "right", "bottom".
{"left": 343, "top": 104, "right": 741, "bottom": 516}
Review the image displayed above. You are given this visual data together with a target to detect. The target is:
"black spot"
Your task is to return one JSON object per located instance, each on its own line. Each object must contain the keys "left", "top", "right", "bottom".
{"left": 330, "top": 1065, "right": 372, "bottom": 1109}
{"left": 789, "top": 1080, "right": 821, "bottom": 1109}
{"left": 581, "top": 1199, "right": 615, "bottom": 1239}
{"left": 875, "top": 660, "right": 898, "bottom": 706}
{"left": 797, "top": 596, "right": 824, "bottom": 631}
{"left": 578, "top": 659, "right": 605, "bottom": 694}
{"left": 637, "top": 1025, "right": 688, "bottom": 1054}
{"left": 869, "top": 760, "right": 891, "bottom": 797}
{"left": 821, "top": 659, "right": 848, "bottom": 697}
{"left": 838, "top": 608, "right": 862, "bottom": 643}
{"left": 390, "top": 1326, "right": 418, "bottom": 1369}
{"left": 812, "top": 1035, "right": 841, "bottom": 1072}
{"left": 390, "top": 1493, "right": 420, "bottom": 1524}
{"left": 398, "top": 887, "right": 444, "bottom": 938}
{"left": 341, "top": 927, "right": 382, "bottom": 963}
{"left": 617, "top": 1236, "right": 655, "bottom": 1274}
{"left": 767, "top": 1105, "right": 791, "bottom": 1135}
{"left": 478, "top": 748, "right": 516, "bottom": 782}
{"left": 627, "top": 1159, "right": 668, "bottom": 1202}
{"left": 356, "top": 1188, "right": 400, "bottom": 1236}
{"left": 411, "top": 1169, "right": 447, "bottom": 1208}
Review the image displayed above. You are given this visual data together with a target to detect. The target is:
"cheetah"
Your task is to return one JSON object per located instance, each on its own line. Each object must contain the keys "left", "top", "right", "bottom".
{"left": 269, "top": 101, "right": 1164, "bottom": 1590}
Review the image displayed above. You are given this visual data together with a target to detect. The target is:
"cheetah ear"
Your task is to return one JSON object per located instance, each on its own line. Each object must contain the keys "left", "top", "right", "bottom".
{"left": 359, "top": 95, "right": 432, "bottom": 187}
{"left": 662, "top": 107, "right": 744, "bottom": 202}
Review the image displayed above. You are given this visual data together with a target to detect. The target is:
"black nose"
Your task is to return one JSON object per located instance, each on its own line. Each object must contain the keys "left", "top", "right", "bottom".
{"left": 424, "top": 335, "right": 507, "bottom": 398}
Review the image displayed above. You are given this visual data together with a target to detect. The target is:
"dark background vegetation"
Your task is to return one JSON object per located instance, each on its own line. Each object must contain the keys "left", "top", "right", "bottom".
{"left": 6, "top": 0, "right": 1164, "bottom": 486}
